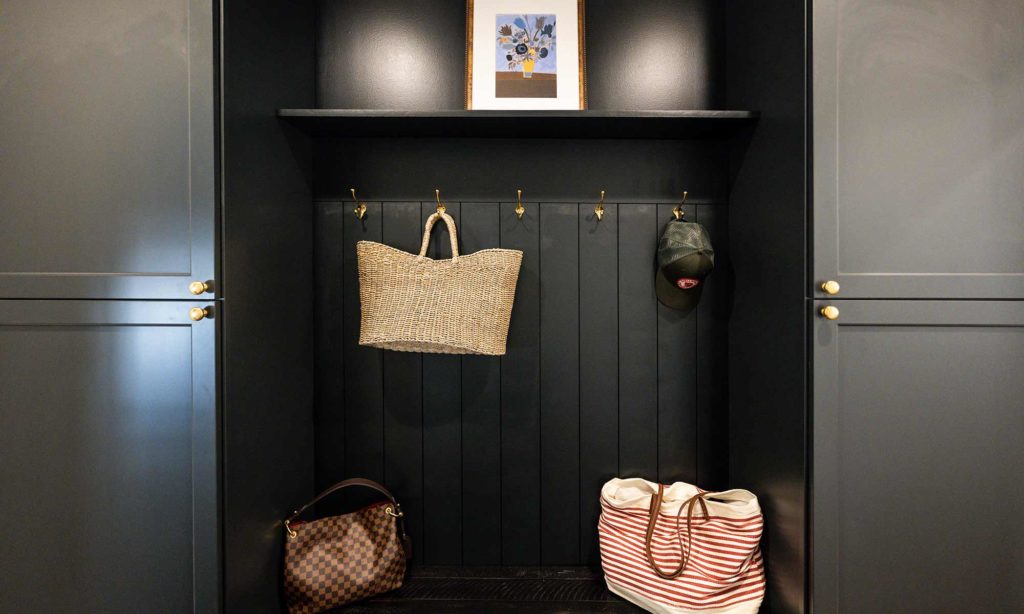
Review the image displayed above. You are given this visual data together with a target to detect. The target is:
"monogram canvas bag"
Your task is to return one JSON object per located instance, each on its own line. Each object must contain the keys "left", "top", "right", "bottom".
{"left": 283, "top": 479, "right": 412, "bottom": 614}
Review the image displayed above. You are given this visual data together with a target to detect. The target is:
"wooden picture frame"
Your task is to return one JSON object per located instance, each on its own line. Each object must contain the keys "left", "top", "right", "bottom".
{"left": 466, "top": 0, "right": 587, "bottom": 110}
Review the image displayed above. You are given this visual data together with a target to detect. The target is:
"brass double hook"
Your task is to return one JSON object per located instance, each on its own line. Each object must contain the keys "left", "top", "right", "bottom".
{"left": 595, "top": 190, "right": 606, "bottom": 221}
{"left": 515, "top": 189, "right": 526, "bottom": 220}
{"left": 673, "top": 191, "right": 688, "bottom": 220}
{"left": 351, "top": 188, "right": 367, "bottom": 220}
{"left": 435, "top": 188, "right": 447, "bottom": 216}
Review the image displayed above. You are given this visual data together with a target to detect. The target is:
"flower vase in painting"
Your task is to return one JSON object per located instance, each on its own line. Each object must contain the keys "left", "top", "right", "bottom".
{"left": 496, "top": 15, "right": 556, "bottom": 98}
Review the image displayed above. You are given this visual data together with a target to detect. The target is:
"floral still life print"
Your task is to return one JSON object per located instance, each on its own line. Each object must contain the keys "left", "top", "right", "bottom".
{"left": 466, "top": 0, "right": 584, "bottom": 110}
{"left": 495, "top": 15, "right": 557, "bottom": 98}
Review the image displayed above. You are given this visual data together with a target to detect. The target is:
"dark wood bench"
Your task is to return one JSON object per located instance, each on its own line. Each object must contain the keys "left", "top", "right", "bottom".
{"left": 342, "top": 567, "right": 641, "bottom": 612}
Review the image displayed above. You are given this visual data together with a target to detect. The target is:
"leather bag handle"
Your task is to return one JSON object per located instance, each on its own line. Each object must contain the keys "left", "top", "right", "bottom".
{"left": 286, "top": 477, "right": 400, "bottom": 524}
{"left": 284, "top": 477, "right": 412, "bottom": 559}
{"left": 644, "top": 484, "right": 711, "bottom": 580}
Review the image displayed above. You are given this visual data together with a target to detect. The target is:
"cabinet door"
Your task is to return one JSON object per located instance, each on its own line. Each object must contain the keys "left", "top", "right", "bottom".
{"left": 812, "top": 0, "right": 1024, "bottom": 299}
{"left": 812, "top": 300, "right": 1024, "bottom": 613}
{"left": 0, "top": 300, "right": 219, "bottom": 612}
{"left": 0, "top": 0, "right": 215, "bottom": 299}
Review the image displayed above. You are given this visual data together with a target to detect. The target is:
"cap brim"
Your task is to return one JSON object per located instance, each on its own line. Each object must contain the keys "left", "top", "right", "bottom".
{"left": 655, "top": 268, "right": 704, "bottom": 311}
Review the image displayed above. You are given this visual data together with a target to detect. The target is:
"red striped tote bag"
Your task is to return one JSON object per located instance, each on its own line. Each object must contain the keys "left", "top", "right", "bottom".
{"left": 599, "top": 478, "right": 765, "bottom": 613}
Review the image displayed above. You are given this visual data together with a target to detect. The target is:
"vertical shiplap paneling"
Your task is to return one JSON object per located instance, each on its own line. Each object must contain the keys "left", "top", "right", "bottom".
{"left": 578, "top": 202, "right": 619, "bottom": 564}
{"left": 343, "top": 201, "right": 385, "bottom": 509}
{"left": 319, "top": 200, "right": 726, "bottom": 562}
{"left": 617, "top": 204, "right": 659, "bottom": 480}
{"left": 657, "top": 204, "right": 698, "bottom": 485}
{"left": 696, "top": 204, "right": 729, "bottom": 489}
{"left": 421, "top": 201, "right": 463, "bottom": 564}
{"left": 539, "top": 202, "right": 580, "bottom": 564}
{"left": 459, "top": 203, "right": 503, "bottom": 565}
{"left": 314, "top": 202, "right": 347, "bottom": 513}
{"left": 500, "top": 200, "right": 541, "bottom": 565}
{"left": 381, "top": 202, "right": 424, "bottom": 555}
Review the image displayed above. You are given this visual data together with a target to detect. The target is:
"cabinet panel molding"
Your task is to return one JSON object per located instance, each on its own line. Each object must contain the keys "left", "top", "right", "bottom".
{"left": 812, "top": 299, "right": 1024, "bottom": 612}
{"left": 0, "top": 300, "right": 218, "bottom": 612}
{"left": 0, "top": 0, "right": 215, "bottom": 299}
{"left": 812, "top": 0, "right": 1024, "bottom": 298}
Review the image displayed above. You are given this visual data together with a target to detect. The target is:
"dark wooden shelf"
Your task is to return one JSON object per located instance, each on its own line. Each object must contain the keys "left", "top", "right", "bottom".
{"left": 278, "top": 109, "right": 758, "bottom": 139}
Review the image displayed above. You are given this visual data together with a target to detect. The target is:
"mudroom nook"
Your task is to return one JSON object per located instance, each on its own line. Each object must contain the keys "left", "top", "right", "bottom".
{"left": 1, "top": 1, "right": 1021, "bottom": 612}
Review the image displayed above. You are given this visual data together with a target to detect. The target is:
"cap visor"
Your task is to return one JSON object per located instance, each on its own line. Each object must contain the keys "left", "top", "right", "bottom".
{"left": 655, "top": 268, "right": 704, "bottom": 311}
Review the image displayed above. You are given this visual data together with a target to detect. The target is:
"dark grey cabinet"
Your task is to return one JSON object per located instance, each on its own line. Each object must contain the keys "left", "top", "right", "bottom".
{"left": 0, "top": 0, "right": 216, "bottom": 299}
{"left": 809, "top": 1, "right": 1024, "bottom": 612}
{"left": 0, "top": 300, "right": 219, "bottom": 612}
{"left": 812, "top": 0, "right": 1024, "bottom": 299}
{"left": 811, "top": 300, "right": 1024, "bottom": 613}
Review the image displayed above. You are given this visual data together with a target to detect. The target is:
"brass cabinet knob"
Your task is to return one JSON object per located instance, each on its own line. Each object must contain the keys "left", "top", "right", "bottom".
{"left": 189, "top": 307, "right": 211, "bottom": 322}
{"left": 820, "top": 280, "right": 841, "bottom": 295}
{"left": 189, "top": 280, "right": 212, "bottom": 295}
{"left": 820, "top": 305, "right": 840, "bottom": 321}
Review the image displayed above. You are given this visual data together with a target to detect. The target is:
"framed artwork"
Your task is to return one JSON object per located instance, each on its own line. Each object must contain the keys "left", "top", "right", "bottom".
{"left": 466, "top": 0, "right": 586, "bottom": 110}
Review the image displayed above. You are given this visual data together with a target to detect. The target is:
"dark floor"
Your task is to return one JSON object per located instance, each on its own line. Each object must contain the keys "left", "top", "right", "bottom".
{"left": 337, "top": 567, "right": 641, "bottom": 613}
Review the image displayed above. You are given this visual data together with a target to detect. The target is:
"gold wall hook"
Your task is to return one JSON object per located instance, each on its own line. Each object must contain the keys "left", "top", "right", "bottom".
{"left": 515, "top": 189, "right": 525, "bottom": 220}
{"left": 351, "top": 188, "right": 367, "bottom": 220}
{"left": 673, "top": 191, "right": 688, "bottom": 220}
{"left": 435, "top": 188, "right": 446, "bottom": 216}
{"left": 594, "top": 190, "right": 606, "bottom": 221}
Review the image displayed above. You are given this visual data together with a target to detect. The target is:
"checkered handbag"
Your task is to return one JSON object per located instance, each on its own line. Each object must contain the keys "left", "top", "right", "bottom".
{"left": 283, "top": 478, "right": 412, "bottom": 614}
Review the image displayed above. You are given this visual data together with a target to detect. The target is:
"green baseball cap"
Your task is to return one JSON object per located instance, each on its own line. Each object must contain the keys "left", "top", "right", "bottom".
{"left": 656, "top": 219, "right": 715, "bottom": 310}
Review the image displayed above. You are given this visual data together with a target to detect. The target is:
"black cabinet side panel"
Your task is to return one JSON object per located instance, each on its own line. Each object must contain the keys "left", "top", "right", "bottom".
{"left": 221, "top": 0, "right": 316, "bottom": 611}
{"left": 726, "top": 0, "right": 808, "bottom": 612}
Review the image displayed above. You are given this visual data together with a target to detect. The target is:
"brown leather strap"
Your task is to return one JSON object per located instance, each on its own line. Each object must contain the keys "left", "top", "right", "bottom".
{"left": 287, "top": 478, "right": 398, "bottom": 522}
{"left": 286, "top": 478, "right": 412, "bottom": 559}
{"left": 644, "top": 485, "right": 711, "bottom": 580}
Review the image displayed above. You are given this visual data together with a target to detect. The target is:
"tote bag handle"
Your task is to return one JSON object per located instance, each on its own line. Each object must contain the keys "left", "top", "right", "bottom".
{"left": 644, "top": 484, "right": 711, "bottom": 580}
{"left": 417, "top": 212, "right": 460, "bottom": 262}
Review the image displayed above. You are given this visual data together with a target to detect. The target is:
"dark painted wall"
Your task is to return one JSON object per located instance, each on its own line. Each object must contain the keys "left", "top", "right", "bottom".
{"left": 316, "top": 0, "right": 725, "bottom": 110}
{"left": 315, "top": 198, "right": 729, "bottom": 566}
{"left": 726, "top": 0, "right": 808, "bottom": 612}
{"left": 221, "top": 0, "right": 317, "bottom": 611}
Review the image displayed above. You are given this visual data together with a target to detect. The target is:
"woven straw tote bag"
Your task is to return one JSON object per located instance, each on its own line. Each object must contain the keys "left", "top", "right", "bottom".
{"left": 357, "top": 211, "right": 523, "bottom": 355}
